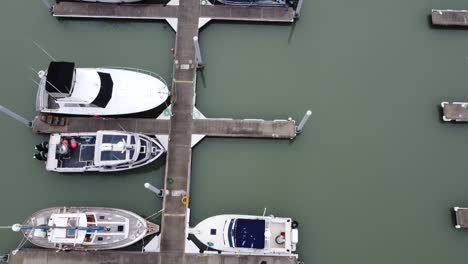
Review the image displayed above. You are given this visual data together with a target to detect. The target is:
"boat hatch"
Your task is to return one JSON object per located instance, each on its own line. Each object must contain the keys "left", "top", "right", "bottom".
{"left": 234, "top": 219, "right": 265, "bottom": 249}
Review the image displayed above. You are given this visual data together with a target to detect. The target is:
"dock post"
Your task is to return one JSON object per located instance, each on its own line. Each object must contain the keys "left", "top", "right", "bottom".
{"left": 295, "top": 0, "right": 304, "bottom": 18}
{"left": 193, "top": 36, "right": 203, "bottom": 69}
{"left": 296, "top": 110, "right": 312, "bottom": 133}
{"left": 144, "top": 183, "right": 166, "bottom": 198}
{"left": 0, "top": 105, "right": 32, "bottom": 128}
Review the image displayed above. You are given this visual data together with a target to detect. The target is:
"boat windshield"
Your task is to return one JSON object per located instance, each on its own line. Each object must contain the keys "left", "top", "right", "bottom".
{"left": 233, "top": 219, "right": 265, "bottom": 249}
{"left": 90, "top": 72, "right": 113, "bottom": 108}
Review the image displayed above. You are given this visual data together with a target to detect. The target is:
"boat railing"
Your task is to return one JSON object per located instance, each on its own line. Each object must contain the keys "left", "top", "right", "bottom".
{"left": 103, "top": 66, "right": 169, "bottom": 89}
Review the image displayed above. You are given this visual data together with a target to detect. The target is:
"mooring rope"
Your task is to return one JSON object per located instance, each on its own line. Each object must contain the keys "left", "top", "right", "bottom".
{"left": 145, "top": 209, "right": 164, "bottom": 220}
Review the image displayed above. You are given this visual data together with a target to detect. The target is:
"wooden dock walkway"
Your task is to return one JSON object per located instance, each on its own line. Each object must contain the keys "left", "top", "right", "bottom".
{"left": 159, "top": 0, "right": 199, "bottom": 255}
{"left": 441, "top": 102, "right": 468, "bottom": 121}
{"left": 9, "top": 249, "right": 297, "bottom": 264}
{"left": 431, "top": 9, "right": 468, "bottom": 26}
{"left": 31, "top": 115, "right": 296, "bottom": 138}
{"left": 52, "top": 1, "right": 295, "bottom": 22}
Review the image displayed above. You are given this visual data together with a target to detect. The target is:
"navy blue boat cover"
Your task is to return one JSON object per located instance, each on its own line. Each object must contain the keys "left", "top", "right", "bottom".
{"left": 46, "top": 61, "right": 75, "bottom": 94}
{"left": 91, "top": 72, "right": 113, "bottom": 108}
{"left": 234, "top": 219, "right": 265, "bottom": 249}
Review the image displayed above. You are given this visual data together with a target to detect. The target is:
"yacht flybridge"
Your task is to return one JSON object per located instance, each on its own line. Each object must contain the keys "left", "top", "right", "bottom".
{"left": 12, "top": 207, "right": 159, "bottom": 251}
{"left": 189, "top": 214, "right": 299, "bottom": 256}
{"left": 36, "top": 61, "right": 169, "bottom": 116}
{"left": 34, "top": 131, "right": 165, "bottom": 172}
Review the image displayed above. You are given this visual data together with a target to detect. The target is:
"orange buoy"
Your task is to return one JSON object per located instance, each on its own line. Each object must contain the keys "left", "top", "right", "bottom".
{"left": 181, "top": 195, "right": 189, "bottom": 206}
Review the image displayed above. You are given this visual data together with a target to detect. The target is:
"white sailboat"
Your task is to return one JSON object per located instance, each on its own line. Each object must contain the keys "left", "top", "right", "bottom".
{"left": 36, "top": 61, "right": 169, "bottom": 116}
{"left": 190, "top": 214, "right": 299, "bottom": 256}
{"left": 9, "top": 207, "right": 159, "bottom": 251}
{"left": 34, "top": 130, "right": 165, "bottom": 172}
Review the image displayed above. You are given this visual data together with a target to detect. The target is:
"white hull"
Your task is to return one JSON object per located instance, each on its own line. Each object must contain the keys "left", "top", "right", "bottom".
{"left": 37, "top": 66, "right": 169, "bottom": 116}
{"left": 20, "top": 207, "right": 158, "bottom": 251}
{"left": 190, "top": 214, "right": 298, "bottom": 256}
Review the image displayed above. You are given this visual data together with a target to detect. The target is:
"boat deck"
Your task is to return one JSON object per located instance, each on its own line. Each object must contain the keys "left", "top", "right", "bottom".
{"left": 9, "top": 249, "right": 297, "bottom": 264}
{"left": 432, "top": 9, "right": 468, "bottom": 26}
{"left": 32, "top": 115, "right": 297, "bottom": 139}
{"left": 58, "top": 137, "right": 95, "bottom": 169}
{"left": 52, "top": 2, "right": 295, "bottom": 22}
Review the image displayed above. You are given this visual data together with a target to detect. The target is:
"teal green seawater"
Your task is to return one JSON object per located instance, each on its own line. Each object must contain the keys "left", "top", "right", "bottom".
{"left": 3, "top": 0, "right": 468, "bottom": 263}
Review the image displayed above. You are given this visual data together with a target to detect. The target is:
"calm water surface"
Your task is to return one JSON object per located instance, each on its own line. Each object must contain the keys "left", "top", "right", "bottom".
{"left": 2, "top": 0, "right": 468, "bottom": 263}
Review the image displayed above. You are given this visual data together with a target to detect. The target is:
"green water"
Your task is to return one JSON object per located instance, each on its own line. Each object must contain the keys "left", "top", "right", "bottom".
{"left": 3, "top": 0, "right": 468, "bottom": 263}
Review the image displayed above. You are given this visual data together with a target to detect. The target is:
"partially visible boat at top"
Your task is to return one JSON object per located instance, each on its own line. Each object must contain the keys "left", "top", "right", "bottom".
{"left": 33, "top": 130, "right": 165, "bottom": 172}
{"left": 36, "top": 61, "right": 169, "bottom": 116}
{"left": 189, "top": 214, "right": 299, "bottom": 256}
{"left": 11, "top": 207, "right": 159, "bottom": 251}
{"left": 79, "top": 0, "right": 143, "bottom": 3}
{"left": 216, "top": 0, "right": 289, "bottom": 7}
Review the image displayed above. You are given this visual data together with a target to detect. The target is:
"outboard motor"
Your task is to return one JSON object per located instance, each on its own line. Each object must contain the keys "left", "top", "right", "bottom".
{"left": 35, "top": 141, "right": 49, "bottom": 152}
{"left": 33, "top": 151, "right": 47, "bottom": 161}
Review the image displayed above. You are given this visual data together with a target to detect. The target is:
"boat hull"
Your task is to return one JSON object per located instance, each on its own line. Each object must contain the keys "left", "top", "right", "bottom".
{"left": 21, "top": 207, "right": 158, "bottom": 251}
{"left": 43, "top": 131, "right": 165, "bottom": 172}
{"left": 191, "top": 214, "right": 298, "bottom": 256}
{"left": 37, "top": 67, "right": 169, "bottom": 116}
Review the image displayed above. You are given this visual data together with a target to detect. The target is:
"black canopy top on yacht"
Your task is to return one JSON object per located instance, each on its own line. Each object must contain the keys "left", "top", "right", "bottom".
{"left": 45, "top": 61, "right": 75, "bottom": 94}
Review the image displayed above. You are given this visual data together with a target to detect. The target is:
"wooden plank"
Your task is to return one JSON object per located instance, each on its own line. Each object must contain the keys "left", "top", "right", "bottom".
{"left": 159, "top": 0, "right": 199, "bottom": 254}
{"left": 193, "top": 119, "right": 296, "bottom": 138}
{"left": 32, "top": 116, "right": 296, "bottom": 138}
{"left": 9, "top": 249, "right": 297, "bottom": 264}
{"left": 200, "top": 6, "right": 295, "bottom": 22}
{"left": 53, "top": 2, "right": 178, "bottom": 19}
{"left": 432, "top": 9, "right": 468, "bottom": 26}
{"left": 52, "top": 2, "right": 295, "bottom": 22}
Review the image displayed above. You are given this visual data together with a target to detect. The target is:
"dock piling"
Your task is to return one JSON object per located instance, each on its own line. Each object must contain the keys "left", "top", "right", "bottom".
{"left": 295, "top": 0, "right": 304, "bottom": 18}
{"left": 144, "top": 183, "right": 166, "bottom": 198}
{"left": 193, "top": 36, "right": 203, "bottom": 68}
{"left": 0, "top": 105, "right": 32, "bottom": 128}
{"left": 296, "top": 110, "right": 312, "bottom": 133}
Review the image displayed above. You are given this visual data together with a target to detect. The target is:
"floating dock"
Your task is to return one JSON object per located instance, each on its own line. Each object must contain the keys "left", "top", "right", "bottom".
{"left": 9, "top": 249, "right": 297, "bottom": 264}
{"left": 52, "top": 2, "right": 295, "bottom": 23}
{"left": 431, "top": 9, "right": 468, "bottom": 26}
{"left": 32, "top": 115, "right": 296, "bottom": 138}
{"left": 454, "top": 207, "right": 468, "bottom": 228}
{"left": 441, "top": 102, "right": 468, "bottom": 121}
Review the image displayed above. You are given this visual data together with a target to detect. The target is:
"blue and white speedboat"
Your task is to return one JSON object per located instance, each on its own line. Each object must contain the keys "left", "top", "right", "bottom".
{"left": 190, "top": 214, "right": 299, "bottom": 256}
